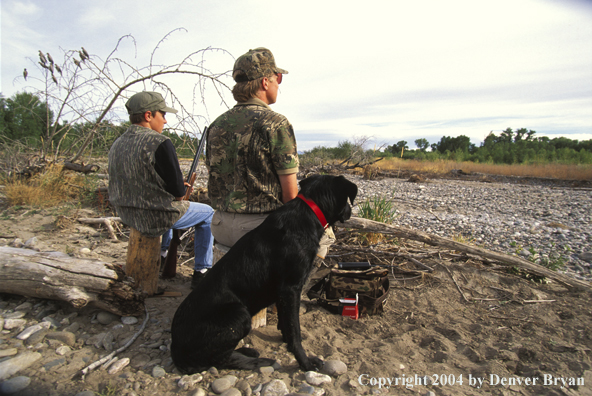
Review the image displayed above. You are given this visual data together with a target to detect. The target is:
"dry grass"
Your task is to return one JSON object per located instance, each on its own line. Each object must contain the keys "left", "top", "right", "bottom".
{"left": 378, "top": 158, "right": 592, "bottom": 180}
{"left": 3, "top": 165, "right": 95, "bottom": 207}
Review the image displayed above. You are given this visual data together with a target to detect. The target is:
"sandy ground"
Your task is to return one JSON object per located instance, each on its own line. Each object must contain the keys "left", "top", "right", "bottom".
{"left": 1, "top": 179, "right": 592, "bottom": 396}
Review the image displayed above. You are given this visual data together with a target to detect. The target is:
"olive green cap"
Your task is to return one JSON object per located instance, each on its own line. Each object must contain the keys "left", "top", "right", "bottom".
{"left": 232, "top": 47, "right": 288, "bottom": 82}
{"left": 125, "top": 91, "right": 178, "bottom": 115}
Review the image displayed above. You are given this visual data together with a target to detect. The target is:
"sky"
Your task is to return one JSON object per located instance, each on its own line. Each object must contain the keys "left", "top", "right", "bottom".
{"left": 1, "top": 0, "right": 591, "bottom": 152}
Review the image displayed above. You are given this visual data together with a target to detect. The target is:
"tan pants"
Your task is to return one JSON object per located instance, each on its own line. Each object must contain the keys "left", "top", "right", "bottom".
{"left": 211, "top": 210, "right": 335, "bottom": 258}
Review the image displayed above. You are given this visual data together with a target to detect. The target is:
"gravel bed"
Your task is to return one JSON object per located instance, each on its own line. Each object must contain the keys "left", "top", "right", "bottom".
{"left": 348, "top": 174, "right": 592, "bottom": 282}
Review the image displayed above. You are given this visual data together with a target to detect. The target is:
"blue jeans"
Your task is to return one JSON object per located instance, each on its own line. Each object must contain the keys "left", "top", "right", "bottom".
{"left": 161, "top": 202, "right": 214, "bottom": 271}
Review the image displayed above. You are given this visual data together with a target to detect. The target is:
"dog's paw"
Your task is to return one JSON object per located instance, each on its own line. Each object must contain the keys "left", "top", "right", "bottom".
{"left": 301, "top": 356, "right": 324, "bottom": 371}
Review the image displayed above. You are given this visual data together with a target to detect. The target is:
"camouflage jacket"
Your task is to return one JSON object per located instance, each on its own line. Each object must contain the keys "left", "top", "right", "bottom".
{"left": 206, "top": 98, "right": 299, "bottom": 213}
{"left": 108, "top": 124, "right": 189, "bottom": 236}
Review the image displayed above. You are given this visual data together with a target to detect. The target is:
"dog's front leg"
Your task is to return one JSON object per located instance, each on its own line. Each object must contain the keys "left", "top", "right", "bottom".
{"left": 277, "top": 289, "right": 323, "bottom": 371}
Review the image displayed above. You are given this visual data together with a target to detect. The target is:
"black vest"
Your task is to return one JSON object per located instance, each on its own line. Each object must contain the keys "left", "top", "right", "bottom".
{"left": 108, "top": 124, "right": 188, "bottom": 236}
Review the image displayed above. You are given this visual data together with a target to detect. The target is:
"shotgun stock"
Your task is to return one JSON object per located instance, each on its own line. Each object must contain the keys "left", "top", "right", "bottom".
{"left": 161, "top": 127, "right": 209, "bottom": 279}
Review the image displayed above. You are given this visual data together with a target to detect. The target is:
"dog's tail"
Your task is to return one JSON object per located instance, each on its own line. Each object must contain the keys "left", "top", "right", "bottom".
{"left": 225, "top": 348, "right": 276, "bottom": 370}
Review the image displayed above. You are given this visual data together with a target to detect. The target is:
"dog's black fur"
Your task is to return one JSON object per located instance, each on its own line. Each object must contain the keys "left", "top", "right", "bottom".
{"left": 170, "top": 175, "right": 358, "bottom": 373}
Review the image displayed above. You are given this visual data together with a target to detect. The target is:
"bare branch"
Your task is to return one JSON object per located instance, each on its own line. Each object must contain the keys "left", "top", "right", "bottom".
{"left": 18, "top": 32, "right": 233, "bottom": 165}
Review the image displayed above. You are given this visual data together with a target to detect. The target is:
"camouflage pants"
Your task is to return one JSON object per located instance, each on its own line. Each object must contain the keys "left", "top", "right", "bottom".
{"left": 211, "top": 210, "right": 335, "bottom": 257}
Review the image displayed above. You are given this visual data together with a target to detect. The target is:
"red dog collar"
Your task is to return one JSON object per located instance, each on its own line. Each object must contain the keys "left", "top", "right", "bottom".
{"left": 297, "top": 194, "right": 329, "bottom": 230}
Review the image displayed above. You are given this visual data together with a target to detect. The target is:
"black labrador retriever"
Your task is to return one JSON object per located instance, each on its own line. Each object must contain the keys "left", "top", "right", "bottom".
{"left": 170, "top": 175, "right": 357, "bottom": 373}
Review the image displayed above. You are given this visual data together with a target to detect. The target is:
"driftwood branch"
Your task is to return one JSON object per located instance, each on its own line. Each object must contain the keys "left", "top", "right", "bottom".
{"left": 78, "top": 217, "right": 121, "bottom": 240}
{"left": 63, "top": 161, "right": 100, "bottom": 174}
{"left": 340, "top": 217, "right": 590, "bottom": 291}
{"left": 76, "top": 305, "right": 149, "bottom": 380}
{"left": 0, "top": 247, "right": 144, "bottom": 315}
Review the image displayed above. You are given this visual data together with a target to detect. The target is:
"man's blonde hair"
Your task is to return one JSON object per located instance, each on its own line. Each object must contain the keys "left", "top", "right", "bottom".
{"left": 232, "top": 74, "right": 274, "bottom": 102}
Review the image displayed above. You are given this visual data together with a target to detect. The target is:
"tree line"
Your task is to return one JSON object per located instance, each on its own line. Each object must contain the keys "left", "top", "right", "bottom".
{"left": 301, "top": 129, "right": 592, "bottom": 166}
{"left": 383, "top": 128, "right": 592, "bottom": 165}
{"left": 2, "top": 90, "right": 591, "bottom": 166}
{"left": 0, "top": 91, "right": 199, "bottom": 159}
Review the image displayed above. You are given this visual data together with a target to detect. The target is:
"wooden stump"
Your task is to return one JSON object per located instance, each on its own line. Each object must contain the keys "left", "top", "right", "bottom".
{"left": 126, "top": 228, "right": 161, "bottom": 296}
{"left": 214, "top": 243, "right": 267, "bottom": 329}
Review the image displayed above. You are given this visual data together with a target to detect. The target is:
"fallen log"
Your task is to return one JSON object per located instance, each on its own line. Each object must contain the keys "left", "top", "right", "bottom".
{"left": 340, "top": 217, "right": 590, "bottom": 291}
{"left": 63, "top": 161, "right": 100, "bottom": 174}
{"left": 0, "top": 247, "right": 144, "bottom": 315}
{"left": 78, "top": 217, "right": 121, "bottom": 240}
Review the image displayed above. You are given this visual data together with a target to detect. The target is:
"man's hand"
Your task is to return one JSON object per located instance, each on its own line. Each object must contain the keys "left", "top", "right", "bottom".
{"left": 175, "top": 182, "right": 193, "bottom": 201}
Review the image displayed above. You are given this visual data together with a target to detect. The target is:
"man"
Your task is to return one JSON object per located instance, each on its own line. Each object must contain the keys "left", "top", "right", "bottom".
{"left": 108, "top": 91, "right": 214, "bottom": 288}
{"left": 206, "top": 47, "right": 299, "bottom": 247}
{"left": 206, "top": 47, "right": 334, "bottom": 258}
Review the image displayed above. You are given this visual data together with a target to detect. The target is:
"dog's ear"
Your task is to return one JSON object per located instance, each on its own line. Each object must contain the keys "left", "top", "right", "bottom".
{"left": 335, "top": 176, "right": 358, "bottom": 204}
{"left": 299, "top": 175, "right": 318, "bottom": 191}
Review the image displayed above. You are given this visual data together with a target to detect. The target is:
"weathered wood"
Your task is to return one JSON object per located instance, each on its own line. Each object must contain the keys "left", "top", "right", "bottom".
{"left": 63, "top": 161, "right": 100, "bottom": 174}
{"left": 78, "top": 217, "right": 121, "bottom": 240}
{"left": 340, "top": 217, "right": 590, "bottom": 291}
{"left": 251, "top": 309, "right": 267, "bottom": 329}
{"left": 0, "top": 247, "right": 143, "bottom": 315}
{"left": 125, "top": 228, "right": 161, "bottom": 296}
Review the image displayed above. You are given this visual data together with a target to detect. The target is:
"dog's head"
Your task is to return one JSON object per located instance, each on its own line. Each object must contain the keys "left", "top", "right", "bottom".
{"left": 298, "top": 175, "right": 358, "bottom": 225}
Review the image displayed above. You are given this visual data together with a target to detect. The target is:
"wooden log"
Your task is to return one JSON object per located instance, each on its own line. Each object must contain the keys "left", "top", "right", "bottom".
{"left": 251, "top": 309, "right": 267, "bottom": 329}
{"left": 340, "top": 217, "right": 590, "bottom": 291}
{"left": 78, "top": 217, "right": 121, "bottom": 240}
{"left": 63, "top": 161, "right": 100, "bottom": 174}
{"left": 125, "top": 228, "right": 161, "bottom": 296}
{"left": 213, "top": 243, "right": 267, "bottom": 329}
{"left": 0, "top": 247, "right": 143, "bottom": 315}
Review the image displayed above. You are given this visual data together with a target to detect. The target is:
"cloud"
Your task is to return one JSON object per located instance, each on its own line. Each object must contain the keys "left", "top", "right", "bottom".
{"left": 1, "top": 0, "right": 590, "bottom": 153}
{"left": 77, "top": 7, "right": 117, "bottom": 30}
{"left": 9, "top": 0, "right": 41, "bottom": 17}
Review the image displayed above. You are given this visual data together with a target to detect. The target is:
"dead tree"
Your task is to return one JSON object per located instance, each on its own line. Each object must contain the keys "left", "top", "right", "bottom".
{"left": 20, "top": 29, "right": 233, "bottom": 165}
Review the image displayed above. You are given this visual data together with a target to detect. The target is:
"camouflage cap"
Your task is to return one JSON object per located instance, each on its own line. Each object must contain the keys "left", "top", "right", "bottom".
{"left": 125, "top": 91, "right": 178, "bottom": 115}
{"left": 232, "top": 47, "right": 289, "bottom": 82}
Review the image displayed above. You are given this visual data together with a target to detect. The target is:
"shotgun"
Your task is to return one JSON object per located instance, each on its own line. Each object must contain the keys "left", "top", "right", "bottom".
{"left": 161, "top": 126, "right": 209, "bottom": 279}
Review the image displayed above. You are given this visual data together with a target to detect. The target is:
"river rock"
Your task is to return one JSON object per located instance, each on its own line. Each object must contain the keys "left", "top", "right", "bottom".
{"left": 42, "top": 316, "right": 60, "bottom": 329}
{"left": 45, "top": 331, "right": 76, "bottom": 346}
{"left": 24, "top": 329, "right": 49, "bottom": 346}
{"left": 97, "top": 311, "right": 119, "bottom": 325}
{"left": 0, "top": 352, "right": 42, "bottom": 381}
{"left": 55, "top": 346, "right": 72, "bottom": 356}
{"left": 121, "top": 316, "right": 139, "bottom": 325}
{"left": 0, "top": 376, "right": 31, "bottom": 394}
{"left": 3, "top": 318, "right": 27, "bottom": 330}
{"left": 261, "top": 379, "right": 289, "bottom": 396}
{"left": 178, "top": 373, "right": 204, "bottom": 390}
{"left": 259, "top": 366, "right": 275, "bottom": 375}
{"left": 0, "top": 349, "right": 18, "bottom": 358}
{"left": 16, "top": 321, "right": 51, "bottom": 340}
{"left": 321, "top": 360, "right": 347, "bottom": 376}
{"left": 212, "top": 375, "right": 238, "bottom": 393}
{"left": 236, "top": 379, "right": 252, "bottom": 396}
{"left": 152, "top": 366, "right": 166, "bottom": 378}
{"left": 304, "top": 372, "right": 332, "bottom": 386}
{"left": 63, "top": 322, "right": 80, "bottom": 333}
{"left": 189, "top": 388, "right": 207, "bottom": 396}
{"left": 102, "top": 331, "right": 114, "bottom": 352}
{"left": 220, "top": 389, "right": 242, "bottom": 396}
{"left": 4, "top": 312, "right": 25, "bottom": 320}
{"left": 14, "top": 302, "right": 32, "bottom": 312}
